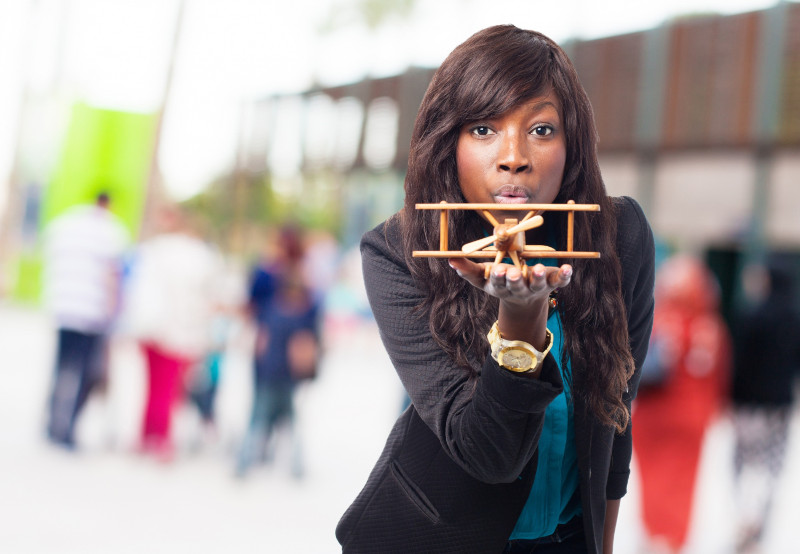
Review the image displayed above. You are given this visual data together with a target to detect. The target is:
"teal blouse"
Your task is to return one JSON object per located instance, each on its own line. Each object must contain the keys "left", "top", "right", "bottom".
{"left": 508, "top": 258, "right": 581, "bottom": 540}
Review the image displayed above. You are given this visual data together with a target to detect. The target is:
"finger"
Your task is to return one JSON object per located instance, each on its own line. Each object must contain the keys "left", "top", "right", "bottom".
{"left": 448, "top": 257, "right": 489, "bottom": 287}
{"left": 488, "top": 263, "right": 512, "bottom": 296}
{"left": 547, "top": 264, "right": 573, "bottom": 288}
{"left": 527, "top": 264, "right": 548, "bottom": 291}
{"left": 504, "top": 265, "right": 530, "bottom": 294}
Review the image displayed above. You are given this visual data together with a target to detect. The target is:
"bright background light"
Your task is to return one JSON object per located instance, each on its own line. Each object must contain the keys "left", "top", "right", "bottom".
{"left": 0, "top": 0, "right": 782, "bottom": 202}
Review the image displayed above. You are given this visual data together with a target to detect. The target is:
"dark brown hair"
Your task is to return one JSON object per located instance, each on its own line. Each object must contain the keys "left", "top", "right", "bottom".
{"left": 400, "top": 25, "right": 634, "bottom": 432}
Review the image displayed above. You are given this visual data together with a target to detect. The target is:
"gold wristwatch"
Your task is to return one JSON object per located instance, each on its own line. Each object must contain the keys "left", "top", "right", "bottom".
{"left": 487, "top": 322, "right": 554, "bottom": 373}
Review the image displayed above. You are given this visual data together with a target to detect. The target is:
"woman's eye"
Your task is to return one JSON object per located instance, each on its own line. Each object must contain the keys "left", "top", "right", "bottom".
{"left": 531, "top": 125, "right": 553, "bottom": 136}
{"left": 471, "top": 126, "right": 494, "bottom": 137}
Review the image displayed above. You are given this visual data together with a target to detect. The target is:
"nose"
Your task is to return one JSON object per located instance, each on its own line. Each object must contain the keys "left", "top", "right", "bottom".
{"left": 497, "top": 132, "right": 530, "bottom": 173}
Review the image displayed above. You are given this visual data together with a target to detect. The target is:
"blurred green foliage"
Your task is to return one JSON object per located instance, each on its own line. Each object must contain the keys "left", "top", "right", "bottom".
{"left": 183, "top": 171, "right": 344, "bottom": 256}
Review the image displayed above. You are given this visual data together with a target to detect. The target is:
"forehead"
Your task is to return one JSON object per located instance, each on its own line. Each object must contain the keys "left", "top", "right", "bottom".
{"left": 468, "top": 87, "right": 564, "bottom": 123}
{"left": 517, "top": 92, "right": 562, "bottom": 117}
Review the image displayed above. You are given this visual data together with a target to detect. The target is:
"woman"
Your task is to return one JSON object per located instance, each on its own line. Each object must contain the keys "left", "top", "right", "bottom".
{"left": 336, "top": 25, "right": 655, "bottom": 553}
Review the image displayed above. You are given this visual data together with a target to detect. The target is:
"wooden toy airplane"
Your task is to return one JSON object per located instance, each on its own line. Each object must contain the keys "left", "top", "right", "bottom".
{"left": 412, "top": 200, "right": 601, "bottom": 279}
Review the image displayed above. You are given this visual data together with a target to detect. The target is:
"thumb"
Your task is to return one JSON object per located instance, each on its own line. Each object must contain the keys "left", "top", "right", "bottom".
{"left": 448, "top": 257, "right": 488, "bottom": 287}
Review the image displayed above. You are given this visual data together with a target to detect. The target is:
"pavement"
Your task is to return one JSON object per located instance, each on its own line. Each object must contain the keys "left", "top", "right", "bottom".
{"left": 1, "top": 301, "right": 798, "bottom": 553}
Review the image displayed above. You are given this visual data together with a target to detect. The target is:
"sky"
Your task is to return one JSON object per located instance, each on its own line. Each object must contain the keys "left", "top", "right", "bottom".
{"left": 0, "top": 0, "right": 785, "bottom": 203}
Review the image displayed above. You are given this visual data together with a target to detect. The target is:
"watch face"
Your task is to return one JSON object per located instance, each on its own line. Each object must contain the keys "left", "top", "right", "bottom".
{"left": 498, "top": 347, "right": 535, "bottom": 371}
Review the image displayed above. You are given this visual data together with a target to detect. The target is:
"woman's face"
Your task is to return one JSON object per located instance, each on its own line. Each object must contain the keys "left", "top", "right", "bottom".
{"left": 456, "top": 91, "right": 566, "bottom": 225}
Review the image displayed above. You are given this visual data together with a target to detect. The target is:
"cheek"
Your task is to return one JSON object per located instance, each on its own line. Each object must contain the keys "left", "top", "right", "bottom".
{"left": 555, "top": 150, "right": 567, "bottom": 179}
{"left": 546, "top": 143, "right": 567, "bottom": 182}
{"left": 455, "top": 141, "right": 484, "bottom": 201}
{"left": 456, "top": 142, "right": 480, "bottom": 180}
{"left": 456, "top": 140, "right": 495, "bottom": 192}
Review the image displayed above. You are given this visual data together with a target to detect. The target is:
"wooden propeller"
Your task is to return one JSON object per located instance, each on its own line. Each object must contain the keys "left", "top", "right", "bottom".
{"left": 461, "top": 215, "right": 544, "bottom": 254}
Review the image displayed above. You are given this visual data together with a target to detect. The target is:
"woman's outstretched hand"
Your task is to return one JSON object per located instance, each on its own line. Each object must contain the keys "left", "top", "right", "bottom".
{"left": 448, "top": 258, "right": 572, "bottom": 308}
{"left": 448, "top": 257, "right": 572, "bottom": 348}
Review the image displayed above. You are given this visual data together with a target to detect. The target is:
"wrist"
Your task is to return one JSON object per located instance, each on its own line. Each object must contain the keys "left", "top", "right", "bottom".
{"left": 497, "top": 303, "right": 549, "bottom": 350}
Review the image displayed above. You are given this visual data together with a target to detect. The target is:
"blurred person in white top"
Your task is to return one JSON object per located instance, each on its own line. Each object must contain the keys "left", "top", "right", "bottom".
{"left": 122, "top": 206, "right": 224, "bottom": 460}
{"left": 43, "top": 192, "right": 129, "bottom": 449}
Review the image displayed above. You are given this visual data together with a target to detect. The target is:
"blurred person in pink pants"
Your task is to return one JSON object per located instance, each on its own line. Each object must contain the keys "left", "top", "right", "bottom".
{"left": 124, "top": 207, "right": 223, "bottom": 460}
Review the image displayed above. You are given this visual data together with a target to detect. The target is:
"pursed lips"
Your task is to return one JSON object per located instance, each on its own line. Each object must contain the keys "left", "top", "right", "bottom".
{"left": 493, "top": 185, "right": 531, "bottom": 204}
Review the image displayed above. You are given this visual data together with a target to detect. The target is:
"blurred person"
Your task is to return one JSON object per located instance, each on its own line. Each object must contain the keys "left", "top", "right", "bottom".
{"left": 730, "top": 255, "right": 800, "bottom": 553}
{"left": 186, "top": 305, "right": 230, "bottom": 439}
{"left": 632, "top": 254, "right": 731, "bottom": 553}
{"left": 123, "top": 206, "right": 223, "bottom": 461}
{"left": 235, "top": 224, "right": 321, "bottom": 479}
{"left": 42, "top": 192, "right": 129, "bottom": 449}
{"left": 186, "top": 264, "right": 246, "bottom": 449}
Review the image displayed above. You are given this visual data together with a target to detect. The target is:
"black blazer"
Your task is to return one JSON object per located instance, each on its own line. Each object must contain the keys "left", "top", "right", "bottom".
{"left": 337, "top": 197, "right": 655, "bottom": 553}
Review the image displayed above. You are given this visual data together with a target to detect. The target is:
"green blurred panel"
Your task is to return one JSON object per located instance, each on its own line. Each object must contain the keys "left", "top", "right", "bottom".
{"left": 12, "top": 103, "right": 158, "bottom": 303}
{"left": 43, "top": 102, "right": 158, "bottom": 237}
{"left": 10, "top": 252, "right": 43, "bottom": 304}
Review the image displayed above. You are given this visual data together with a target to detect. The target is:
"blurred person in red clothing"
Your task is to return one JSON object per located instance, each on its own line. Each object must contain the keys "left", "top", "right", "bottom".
{"left": 632, "top": 254, "right": 731, "bottom": 553}
{"left": 123, "top": 207, "right": 223, "bottom": 461}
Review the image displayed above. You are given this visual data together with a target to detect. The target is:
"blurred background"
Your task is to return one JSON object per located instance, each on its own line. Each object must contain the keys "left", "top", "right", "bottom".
{"left": 2, "top": 0, "right": 800, "bottom": 552}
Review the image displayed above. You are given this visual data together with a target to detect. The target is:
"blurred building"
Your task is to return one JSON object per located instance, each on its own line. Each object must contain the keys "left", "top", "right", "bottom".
{"left": 5, "top": 3, "right": 800, "bottom": 318}
{"left": 240, "top": 2, "right": 800, "bottom": 321}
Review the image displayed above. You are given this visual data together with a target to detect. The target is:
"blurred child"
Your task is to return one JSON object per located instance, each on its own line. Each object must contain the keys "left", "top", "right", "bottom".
{"left": 235, "top": 225, "right": 321, "bottom": 478}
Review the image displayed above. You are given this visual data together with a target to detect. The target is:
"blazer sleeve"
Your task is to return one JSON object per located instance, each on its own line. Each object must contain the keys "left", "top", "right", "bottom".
{"left": 607, "top": 196, "right": 656, "bottom": 499}
{"left": 361, "top": 218, "right": 564, "bottom": 484}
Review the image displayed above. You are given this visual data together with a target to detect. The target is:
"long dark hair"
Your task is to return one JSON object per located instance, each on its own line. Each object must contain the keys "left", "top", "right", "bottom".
{"left": 400, "top": 25, "right": 634, "bottom": 432}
